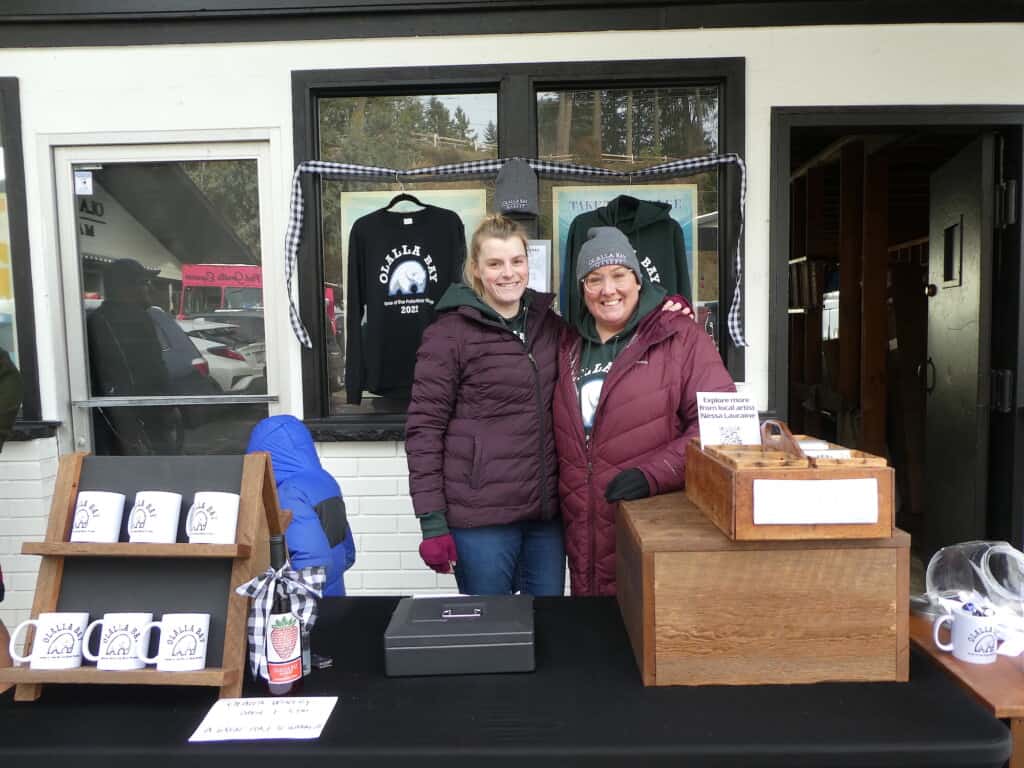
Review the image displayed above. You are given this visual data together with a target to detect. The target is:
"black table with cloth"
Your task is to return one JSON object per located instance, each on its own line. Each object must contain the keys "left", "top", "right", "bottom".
{"left": 0, "top": 597, "right": 1011, "bottom": 767}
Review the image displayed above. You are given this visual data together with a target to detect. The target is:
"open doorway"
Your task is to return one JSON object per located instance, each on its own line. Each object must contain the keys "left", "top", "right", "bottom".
{"left": 771, "top": 108, "right": 1024, "bottom": 571}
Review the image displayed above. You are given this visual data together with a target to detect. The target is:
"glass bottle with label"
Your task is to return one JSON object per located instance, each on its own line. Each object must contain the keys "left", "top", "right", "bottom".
{"left": 266, "top": 581, "right": 303, "bottom": 695}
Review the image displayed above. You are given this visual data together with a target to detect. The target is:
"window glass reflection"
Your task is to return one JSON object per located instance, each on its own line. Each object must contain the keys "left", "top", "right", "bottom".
{"left": 74, "top": 160, "right": 267, "bottom": 455}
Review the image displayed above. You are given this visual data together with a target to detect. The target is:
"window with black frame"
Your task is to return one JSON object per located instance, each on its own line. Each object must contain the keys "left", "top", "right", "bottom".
{"left": 317, "top": 92, "right": 499, "bottom": 416}
{"left": 297, "top": 60, "right": 743, "bottom": 431}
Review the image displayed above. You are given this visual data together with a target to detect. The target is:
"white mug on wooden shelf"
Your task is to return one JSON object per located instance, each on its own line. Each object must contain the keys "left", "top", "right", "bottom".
{"left": 9, "top": 612, "right": 90, "bottom": 670}
{"left": 82, "top": 612, "right": 153, "bottom": 671}
{"left": 139, "top": 613, "right": 210, "bottom": 672}
{"left": 933, "top": 609, "right": 999, "bottom": 665}
{"left": 127, "top": 491, "right": 182, "bottom": 544}
{"left": 186, "top": 492, "right": 240, "bottom": 544}
{"left": 70, "top": 490, "right": 126, "bottom": 543}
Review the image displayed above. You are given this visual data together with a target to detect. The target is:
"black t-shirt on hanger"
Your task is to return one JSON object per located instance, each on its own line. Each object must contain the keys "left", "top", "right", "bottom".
{"left": 344, "top": 205, "right": 466, "bottom": 404}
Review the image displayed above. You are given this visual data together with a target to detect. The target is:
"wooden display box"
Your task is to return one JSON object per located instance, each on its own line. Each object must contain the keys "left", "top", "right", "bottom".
{"left": 684, "top": 437, "right": 894, "bottom": 541}
{"left": 616, "top": 493, "right": 909, "bottom": 687}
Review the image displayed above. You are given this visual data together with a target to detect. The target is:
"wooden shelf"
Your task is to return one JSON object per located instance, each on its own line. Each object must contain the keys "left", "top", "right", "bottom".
{"left": 22, "top": 542, "right": 251, "bottom": 558}
{"left": 0, "top": 665, "right": 239, "bottom": 688}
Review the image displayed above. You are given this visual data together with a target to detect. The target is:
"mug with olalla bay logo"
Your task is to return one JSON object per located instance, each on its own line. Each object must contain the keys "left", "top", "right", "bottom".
{"left": 186, "top": 491, "right": 240, "bottom": 544}
{"left": 127, "top": 490, "right": 183, "bottom": 544}
{"left": 70, "top": 490, "right": 126, "bottom": 543}
{"left": 933, "top": 609, "right": 999, "bottom": 665}
{"left": 9, "top": 611, "right": 90, "bottom": 670}
{"left": 82, "top": 612, "right": 153, "bottom": 671}
{"left": 139, "top": 613, "right": 210, "bottom": 672}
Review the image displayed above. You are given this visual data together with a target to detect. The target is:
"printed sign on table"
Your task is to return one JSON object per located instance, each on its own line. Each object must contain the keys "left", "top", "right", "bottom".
{"left": 696, "top": 392, "right": 761, "bottom": 448}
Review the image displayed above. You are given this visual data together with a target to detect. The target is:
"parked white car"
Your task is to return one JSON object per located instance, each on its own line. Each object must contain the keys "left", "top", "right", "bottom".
{"left": 176, "top": 317, "right": 266, "bottom": 393}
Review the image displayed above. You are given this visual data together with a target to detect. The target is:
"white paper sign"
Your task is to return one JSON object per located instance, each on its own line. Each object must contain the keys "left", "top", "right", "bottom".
{"left": 696, "top": 392, "right": 761, "bottom": 447}
{"left": 189, "top": 696, "right": 338, "bottom": 742}
{"left": 527, "top": 240, "right": 551, "bottom": 293}
{"left": 753, "top": 478, "right": 879, "bottom": 525}
{"left": 74, "top": 170, "right": 93, "bottom": 196}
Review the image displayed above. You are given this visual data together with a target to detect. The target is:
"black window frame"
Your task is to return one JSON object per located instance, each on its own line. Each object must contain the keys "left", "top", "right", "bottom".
{"left": 0, "top": 77, "right": 48, "bottom": 435}
{"left": 293, "top": 57, "right": 745, "bottom": 440}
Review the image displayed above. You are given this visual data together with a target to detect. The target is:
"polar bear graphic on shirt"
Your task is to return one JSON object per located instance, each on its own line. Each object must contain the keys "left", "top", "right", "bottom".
{"left": 389, "top": 261, "right": 428, "bottom": 296}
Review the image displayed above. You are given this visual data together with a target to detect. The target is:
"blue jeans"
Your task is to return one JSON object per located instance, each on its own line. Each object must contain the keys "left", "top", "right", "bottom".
{"left": 450, "top": 518, "right": 565, "bottom": 596}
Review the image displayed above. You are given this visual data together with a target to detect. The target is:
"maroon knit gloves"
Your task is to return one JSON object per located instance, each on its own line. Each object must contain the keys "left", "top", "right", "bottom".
{"left": 419, "top": 534, "right": 458, "bottom": 574}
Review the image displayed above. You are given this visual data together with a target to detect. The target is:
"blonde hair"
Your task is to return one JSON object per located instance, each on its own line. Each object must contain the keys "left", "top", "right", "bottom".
{"left": 463, "top": 214, "right": 530, "bottom": 297}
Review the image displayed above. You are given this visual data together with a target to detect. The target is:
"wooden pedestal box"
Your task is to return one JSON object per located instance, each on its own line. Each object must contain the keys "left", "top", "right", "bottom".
{"left": 684, "top": 438, "right": 894, "bottom": 541}
{"left": 616, "top": 493, "right": 910, "bottom": 687}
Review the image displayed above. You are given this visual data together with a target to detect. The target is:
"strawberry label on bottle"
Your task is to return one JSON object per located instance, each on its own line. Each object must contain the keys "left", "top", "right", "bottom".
{"left": 266, "top": 612, "right": 302, "bottom": 684}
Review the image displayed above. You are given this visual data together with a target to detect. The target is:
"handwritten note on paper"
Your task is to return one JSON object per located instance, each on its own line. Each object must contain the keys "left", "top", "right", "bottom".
{"left": 696, "top": 392, "right": 761, "bottom": 448}
{"left": 189, "top": 696, "right": 338, "bottom": 742}
{"left": 753, "top": 478, "right": 879, "bottom": 525}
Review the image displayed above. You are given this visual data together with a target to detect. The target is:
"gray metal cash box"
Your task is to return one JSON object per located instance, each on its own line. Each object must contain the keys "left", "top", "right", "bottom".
{"left": 384, "top": 595, "right": 535, "bottom": 676}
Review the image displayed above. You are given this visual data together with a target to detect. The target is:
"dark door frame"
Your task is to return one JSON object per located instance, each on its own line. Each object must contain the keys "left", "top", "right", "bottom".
{"left": 769, "top": 105, "right": 1024, "bottom": 545}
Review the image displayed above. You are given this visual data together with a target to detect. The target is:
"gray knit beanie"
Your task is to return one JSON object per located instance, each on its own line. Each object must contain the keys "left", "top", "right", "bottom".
{"left": 575, "top": 226, "right": 642, "bottom": 284}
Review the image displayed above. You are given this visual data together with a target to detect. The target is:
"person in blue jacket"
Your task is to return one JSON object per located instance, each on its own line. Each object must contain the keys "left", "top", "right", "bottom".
{"left": 247, "top": 415, "right": 355, "bottom": 596}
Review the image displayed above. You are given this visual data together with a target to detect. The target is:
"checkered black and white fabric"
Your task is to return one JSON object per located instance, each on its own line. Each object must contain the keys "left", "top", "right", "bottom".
{"left": 285, "top": 154, "right": 748, "bottom": 348}
{"left": 235, "top": 563, "right": 325, "bottom": 680}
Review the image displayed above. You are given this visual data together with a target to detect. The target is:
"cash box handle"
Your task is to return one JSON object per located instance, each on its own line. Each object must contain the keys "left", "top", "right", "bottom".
{"left": 441, "top": 607, "right": 482, "bottom": 618}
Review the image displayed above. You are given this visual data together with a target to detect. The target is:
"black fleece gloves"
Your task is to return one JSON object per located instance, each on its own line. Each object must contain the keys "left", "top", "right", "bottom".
{"left": 604, "top": 468, "right": 651, "bottom": 502}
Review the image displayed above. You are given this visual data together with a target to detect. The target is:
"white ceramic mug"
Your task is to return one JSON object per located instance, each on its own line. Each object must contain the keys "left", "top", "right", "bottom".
{"left": 70, "top": 490, "right": 126, "bottom": 543}
{"left": 186, "top": 492, "right": 240, "bottom": 544}
{"left": 139, "top": 613, "right": 210, "bottom": 672}
{"left": 933, "top": 609, "right": 999, "bottom": 665}
{"left": 127, "top": 491, "right": 182, "bottom": 543}
{"left": 9, "top": 612, "right": 90, "bottom": 669}
{"left": 82, "top": 612, "right": 153, "bottom": 670}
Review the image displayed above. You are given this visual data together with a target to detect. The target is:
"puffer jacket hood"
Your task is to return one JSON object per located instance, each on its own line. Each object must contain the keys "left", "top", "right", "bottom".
{"left": 247, "top": 415, "right": 355, "bottom": 596}
{"left": 246, "top": 414, "right": 320, "bottom": 485}
{"left": 436, "top": 281, "right": 535, "bottom": 324}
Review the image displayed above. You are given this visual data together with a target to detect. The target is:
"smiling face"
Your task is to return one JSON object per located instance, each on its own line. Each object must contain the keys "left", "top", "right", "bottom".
{"left": 582, "top": 265, "right": 641, "bottom": 341}
{"left": 471, "top": 236, "right": 529, "bottom": 318}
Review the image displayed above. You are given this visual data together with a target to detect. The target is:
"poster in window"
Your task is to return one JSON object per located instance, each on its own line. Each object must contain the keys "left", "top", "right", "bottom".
{"left": 339, "top": 189, "right": 487, "bottom": 316}
{"left": 552, "top": 184, "right": 698, "bottom": 300}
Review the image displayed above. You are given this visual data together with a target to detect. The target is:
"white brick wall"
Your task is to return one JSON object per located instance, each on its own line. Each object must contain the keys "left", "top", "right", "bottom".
{"left": 317, "top": 441, "right": 460, "bottom": 596}
{"left": 0, "top": 438, "right": 59, "bottom": 643}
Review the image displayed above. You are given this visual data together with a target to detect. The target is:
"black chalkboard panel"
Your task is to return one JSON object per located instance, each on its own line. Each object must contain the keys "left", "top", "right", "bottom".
{"left": 76, "top": 455, "right": 245, "bottom": 544}
{"left": 61, "top": 558, "right": 230, "bottom": 663}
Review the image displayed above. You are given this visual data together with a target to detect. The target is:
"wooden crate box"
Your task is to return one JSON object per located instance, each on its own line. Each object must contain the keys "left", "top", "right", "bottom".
{"left": 616, "top": 492, "right": 909, "bottom": 687}
{"left": 684, "top": 437, "right": 894, "bottom": 541}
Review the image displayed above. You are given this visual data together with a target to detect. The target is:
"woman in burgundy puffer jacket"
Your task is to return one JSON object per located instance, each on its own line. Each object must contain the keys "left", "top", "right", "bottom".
{"left": 553, "top": 227, "right": 735, "bottom": 596}
{"left": 405, "top": 215, "right": 565, "bottom": 595}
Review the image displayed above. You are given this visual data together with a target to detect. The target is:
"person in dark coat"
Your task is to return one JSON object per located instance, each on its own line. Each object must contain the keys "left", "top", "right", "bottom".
{"left": 553, "top": 227, "right": 735, "bottom": 596}
{"left": 405, "top": 214, "right": 565, "bottom": 595}
{"left": 247, "top": 415, "right": 356, "bottom": 596}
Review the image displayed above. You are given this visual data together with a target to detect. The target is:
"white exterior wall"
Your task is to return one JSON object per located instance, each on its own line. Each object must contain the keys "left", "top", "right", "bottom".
{"left": 0, "top": 22, "right": 1022, "bottom": 618}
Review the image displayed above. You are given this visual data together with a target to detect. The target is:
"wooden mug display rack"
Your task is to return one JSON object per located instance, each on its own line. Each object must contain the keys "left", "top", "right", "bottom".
{"left": 0, "top": 451, "right": 289, "bottom": 701}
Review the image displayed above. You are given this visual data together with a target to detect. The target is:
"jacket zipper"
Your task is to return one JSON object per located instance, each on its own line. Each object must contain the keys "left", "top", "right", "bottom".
{"left": 527, "top": 351, "right": 547, "bottom": 519}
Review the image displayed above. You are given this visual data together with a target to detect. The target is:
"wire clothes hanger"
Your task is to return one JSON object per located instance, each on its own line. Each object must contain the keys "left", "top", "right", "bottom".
{"left": 385, "top": 172, "right": 426, "bottom": 211}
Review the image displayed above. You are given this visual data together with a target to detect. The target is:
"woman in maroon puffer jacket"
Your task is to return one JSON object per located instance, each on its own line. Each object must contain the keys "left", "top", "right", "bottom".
{"left": 405, "top": 215, "right": 565, "bottom": 595}
{"left": 553, "top": 227, "right": 735, "bottom": 596}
